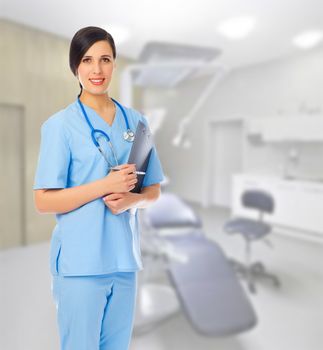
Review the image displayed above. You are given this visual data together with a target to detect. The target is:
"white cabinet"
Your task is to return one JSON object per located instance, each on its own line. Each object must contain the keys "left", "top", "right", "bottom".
{"left": 231, "top": 174, "right": 323, "bottom": 236}
{"left": 246, "top": 116, "right": 323, "bottom": 142}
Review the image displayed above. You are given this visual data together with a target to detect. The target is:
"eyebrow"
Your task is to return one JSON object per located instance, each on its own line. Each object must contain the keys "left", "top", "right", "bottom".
{"left": 83, "top": 54, "right": 112, "bottom": 58}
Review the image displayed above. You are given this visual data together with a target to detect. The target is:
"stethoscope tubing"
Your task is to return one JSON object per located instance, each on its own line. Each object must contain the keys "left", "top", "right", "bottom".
{"left": 77, "top": 97, "right": 134, "bottom": 168}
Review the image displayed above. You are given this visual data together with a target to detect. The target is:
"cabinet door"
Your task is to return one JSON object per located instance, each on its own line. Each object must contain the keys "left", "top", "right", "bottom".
{"left": 300, "top": 119, "right": 323, "bottom": 141}
{"left": 273, "top": 183, "right": 301, "bottom": 226}
{"left": 296, "top": 186, "right": 323, "bottom": 232}
{"left": 0, "top": 105, "right": 24, "bottom": 249}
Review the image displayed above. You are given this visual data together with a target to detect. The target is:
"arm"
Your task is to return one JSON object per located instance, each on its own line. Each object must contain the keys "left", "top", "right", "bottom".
{"left": 136, "top": 184, "right": 161, "bottom": 208}
{"left": 103, "top": 183, "right": 161, "bottom": 215}
{"left": 34, "top": 164, "right": 137, "bottom": 214}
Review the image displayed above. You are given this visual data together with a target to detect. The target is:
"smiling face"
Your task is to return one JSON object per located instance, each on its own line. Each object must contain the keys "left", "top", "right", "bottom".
{"left": 77, "top": 40, "right": 116, "bottom": 96}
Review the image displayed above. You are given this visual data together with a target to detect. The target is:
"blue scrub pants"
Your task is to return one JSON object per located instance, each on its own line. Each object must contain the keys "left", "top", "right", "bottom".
{"left": 52, "top": 272, "right": 137, "bottom": 350}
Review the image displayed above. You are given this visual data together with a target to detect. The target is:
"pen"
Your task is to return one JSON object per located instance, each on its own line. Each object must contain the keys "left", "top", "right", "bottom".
{"left": 111, "top": 167, "right": 145, "bottom": 175}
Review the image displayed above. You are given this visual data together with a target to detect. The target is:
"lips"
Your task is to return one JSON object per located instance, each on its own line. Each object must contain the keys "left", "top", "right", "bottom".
{"left": 89, "top": 78, "right": 105, "bottom": 86}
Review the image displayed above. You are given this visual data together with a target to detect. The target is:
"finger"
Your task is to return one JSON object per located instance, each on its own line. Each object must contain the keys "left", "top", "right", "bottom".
{"left": 103, "top": 194, "right": 114, "bottom": 201}
{"left": 127, "top": 173, "right": 137, "bottom": 181}
{"left": 105, "top": 200, "right": 118, "bottom": 208}
{"left": 104, "top": 193, "right": 122, "bottom": 201}
{"left": 115, "top": 164, "right": 131, "bottom": 170}
{"left": 105, "top": 197, "right": 122, "bottom": 203}
{"left": 129, "top": 164, "right": 137, "bottom": 172}
{"left": 122, "top": 164, "right": 136, "bottom": 174}
{"left": 118, "top": 163, "right": 136, "bottom": 171}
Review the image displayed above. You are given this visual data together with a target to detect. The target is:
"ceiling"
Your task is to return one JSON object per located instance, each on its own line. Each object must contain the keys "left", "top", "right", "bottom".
{"left": 1, "top": 0, "right": 323, "bottom": 69}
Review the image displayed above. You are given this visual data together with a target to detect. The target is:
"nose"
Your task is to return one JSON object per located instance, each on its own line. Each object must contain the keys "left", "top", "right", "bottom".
{"left": 92, "top": 60, "right": 102, "bottom": 74}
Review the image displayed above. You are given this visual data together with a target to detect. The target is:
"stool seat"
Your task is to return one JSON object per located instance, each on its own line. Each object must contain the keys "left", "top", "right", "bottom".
{"left": 224, "top": 218, "right": 271, "bottom": 240}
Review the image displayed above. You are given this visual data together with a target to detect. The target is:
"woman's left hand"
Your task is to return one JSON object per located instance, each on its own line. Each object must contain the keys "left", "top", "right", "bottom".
{"left": 103, "top": 192, "right": 140, "bottom": 215}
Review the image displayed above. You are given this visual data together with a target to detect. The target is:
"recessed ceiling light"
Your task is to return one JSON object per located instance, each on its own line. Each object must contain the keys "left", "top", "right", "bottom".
{"left": 217, "top": 16, "right": 256, "bottom": 40}
{"left": 292, "top": 30, "right": 323, "bottom": 50}
{"left": 101, "top": 25, "right": 130, "bottom": 45}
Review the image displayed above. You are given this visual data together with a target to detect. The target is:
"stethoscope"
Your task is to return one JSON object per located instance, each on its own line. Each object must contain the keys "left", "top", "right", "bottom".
{"left": 77, "top": 97, "right": 135, "bottom": 168}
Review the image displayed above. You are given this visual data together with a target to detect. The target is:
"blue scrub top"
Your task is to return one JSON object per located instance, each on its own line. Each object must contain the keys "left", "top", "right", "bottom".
{"left": 33, "top": 100, "right": 164, "bottom": 276}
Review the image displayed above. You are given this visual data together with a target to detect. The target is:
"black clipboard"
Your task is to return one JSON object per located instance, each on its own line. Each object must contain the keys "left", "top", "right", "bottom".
{"left": 128, "top": 120, "right": 153, "bottom": 193}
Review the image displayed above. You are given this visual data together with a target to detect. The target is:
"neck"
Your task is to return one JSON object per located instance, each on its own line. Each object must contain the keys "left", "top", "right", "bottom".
{"left": 79, "top": 91, "right": 112, "bottom": 111}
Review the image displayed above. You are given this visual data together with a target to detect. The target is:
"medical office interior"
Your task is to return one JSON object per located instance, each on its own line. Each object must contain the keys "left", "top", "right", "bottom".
{"left": 1, "top": 0, "right": 323, "bottom": 349}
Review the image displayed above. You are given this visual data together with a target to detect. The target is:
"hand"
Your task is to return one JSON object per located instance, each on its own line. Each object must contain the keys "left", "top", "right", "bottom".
{"left": 103, "top": 164, "right": 137, "bottom": 194}
{"left": 103, "top": 192, "right": 139, "bottom": 215}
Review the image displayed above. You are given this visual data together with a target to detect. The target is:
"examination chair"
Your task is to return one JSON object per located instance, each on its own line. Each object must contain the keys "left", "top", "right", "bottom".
{"left": 224, "top": 189, "right": 280, "bottom": 294}
{"left": 140, "top": 193, "right": 257, "bottom": 336}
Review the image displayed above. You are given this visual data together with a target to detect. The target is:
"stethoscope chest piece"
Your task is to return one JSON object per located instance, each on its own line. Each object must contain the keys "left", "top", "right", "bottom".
{"left": 124, "top": 129, "right": 135, "bottom": 142}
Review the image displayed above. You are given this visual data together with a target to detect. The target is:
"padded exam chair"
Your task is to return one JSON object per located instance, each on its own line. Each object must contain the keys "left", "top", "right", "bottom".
{"left": 144, "top": 193, "right": 257, "bottom": 336}
{"left": 224, "top": 189, "right": 280, "bottom": 293}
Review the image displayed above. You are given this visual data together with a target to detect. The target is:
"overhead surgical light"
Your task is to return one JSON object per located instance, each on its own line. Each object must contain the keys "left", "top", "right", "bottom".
{"left": 119, "top": 41, "right": 228, "bottom": 148}
{"left": 133, "top": 42, "right": 221, "bottom": 88}
{"left": 292, "top": 30, "right": 323, "bottom": 50}
{"left": 217, "top": 16, "right": 256, "bottom": 40}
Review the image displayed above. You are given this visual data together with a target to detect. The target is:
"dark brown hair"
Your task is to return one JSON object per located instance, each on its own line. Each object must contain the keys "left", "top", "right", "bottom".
{"left": 69, "top": 26, "right": 116, "bottom": 95}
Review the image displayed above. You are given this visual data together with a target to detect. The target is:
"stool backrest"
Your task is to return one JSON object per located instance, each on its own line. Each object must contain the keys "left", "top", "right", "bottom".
{"left": 242, "top": 190, "right": 274, "bottom": 214}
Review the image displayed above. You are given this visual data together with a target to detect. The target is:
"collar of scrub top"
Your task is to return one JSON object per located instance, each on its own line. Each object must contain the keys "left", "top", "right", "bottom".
{"left": 77, "top": 97, "right": 135, "bottom": 168}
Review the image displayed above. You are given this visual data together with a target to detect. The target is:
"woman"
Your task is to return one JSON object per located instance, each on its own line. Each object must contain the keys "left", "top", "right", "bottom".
{"left": 33, "top": 26, "right": 164, "bottom": 350}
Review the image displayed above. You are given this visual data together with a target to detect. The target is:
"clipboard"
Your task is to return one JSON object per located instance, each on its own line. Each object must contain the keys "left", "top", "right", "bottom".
{"left": 128, "top": 120, "right": 153, "bottom": 193}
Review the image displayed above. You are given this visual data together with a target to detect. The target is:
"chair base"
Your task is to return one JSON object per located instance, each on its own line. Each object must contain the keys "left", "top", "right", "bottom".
{"left": 229, "top": 259, "right": 280, "bottom": 294}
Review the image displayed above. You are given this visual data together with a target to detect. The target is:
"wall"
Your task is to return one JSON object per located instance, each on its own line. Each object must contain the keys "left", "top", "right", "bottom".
{"left": 0, "top": 19, "right": 133, "bottom": 246}
{"left": 144, "top": 44, "right": 323, "bottom": 203}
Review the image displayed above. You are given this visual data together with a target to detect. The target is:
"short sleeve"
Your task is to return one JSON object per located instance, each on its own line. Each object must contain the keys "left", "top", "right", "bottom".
{"left": 140, "top": 116, "right": 164, "bottom": 188}
{"left": 33, "top": 118, "right": 71, "bottom": 190}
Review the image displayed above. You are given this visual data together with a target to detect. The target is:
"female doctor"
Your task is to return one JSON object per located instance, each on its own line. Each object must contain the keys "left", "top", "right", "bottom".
{"left": 33, "top": 26, "right": 164, "bottom": 350}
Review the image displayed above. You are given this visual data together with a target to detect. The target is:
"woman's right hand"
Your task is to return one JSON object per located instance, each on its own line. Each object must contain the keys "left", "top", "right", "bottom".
{"left": 103, "top": 164, "right": 138, "bottom": 193}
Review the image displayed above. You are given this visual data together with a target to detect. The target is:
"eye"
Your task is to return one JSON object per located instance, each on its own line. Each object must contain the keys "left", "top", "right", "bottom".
{"left": 102, "top": 57, "right": 111, "bottom": 63}
{"left": 82, "top": 58, "right": 91, "bottom": 63}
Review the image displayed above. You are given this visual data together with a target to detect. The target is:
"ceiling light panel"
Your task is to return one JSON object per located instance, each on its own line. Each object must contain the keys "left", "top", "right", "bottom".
{"left": 217, "top": 16, "right": 256, "bottom": 40}
{"left": 292, "top": 30, "right": 323, "bottom": 49}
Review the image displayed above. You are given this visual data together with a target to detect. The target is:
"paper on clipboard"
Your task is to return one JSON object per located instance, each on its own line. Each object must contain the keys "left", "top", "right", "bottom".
{"left": 128, "top": 120, "right": 153, "bottom": 193}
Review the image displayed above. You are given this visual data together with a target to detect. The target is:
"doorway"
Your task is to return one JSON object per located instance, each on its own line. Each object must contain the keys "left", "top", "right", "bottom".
{"left": 0, "top": 104, "right": 25, "bottom": 249}
{"left": 206, "top": 119, "right": 244, "bottom": 208}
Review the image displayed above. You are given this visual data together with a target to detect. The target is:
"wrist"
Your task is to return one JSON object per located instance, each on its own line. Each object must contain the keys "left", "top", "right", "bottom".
{"left": 98, "top": 177, "right": 111, "bottom": 196}
{"left": 130, "top": 192, "right": 145, "bottom": 208}
{"left": 124, "top": 192, "right": 139, "bottom": 208}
